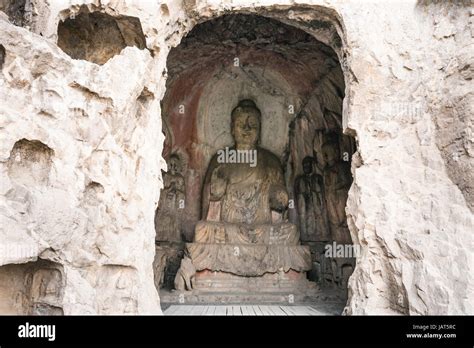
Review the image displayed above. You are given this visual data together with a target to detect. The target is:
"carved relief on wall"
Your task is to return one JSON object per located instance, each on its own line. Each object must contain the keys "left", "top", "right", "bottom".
{"left": 321, "top": 139, "right": 352, "bottom": 244}
{"left": 96, "top": 265, "right": 138, "bottom": 314}
{"left": 155, "top": 153, "right": 186, "bottom": 243}
{"left": 289, "top": 126, "right": 355, "bottom": 289}
{"left": 153, "top": 153, "right": 187, "bottom": 290}
{"left": 294, "top": 156, "right": 330, "bottom": 242}
{"left": 21, "top": 261, "right": 65, "bottom": 315}
{"left": 28, "top": 268, "right": 64, "bottom": 315}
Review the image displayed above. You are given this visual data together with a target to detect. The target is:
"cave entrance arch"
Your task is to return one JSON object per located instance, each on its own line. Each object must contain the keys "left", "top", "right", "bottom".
{"left": 154, "top": 9, "right": 357, "bottom": 314}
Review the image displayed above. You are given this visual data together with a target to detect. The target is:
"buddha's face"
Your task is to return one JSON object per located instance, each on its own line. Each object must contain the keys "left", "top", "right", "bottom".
{"left": 168, "top": 156, "right": 181, "bottom": 175}
{"left": 322, "top": 144, "right": 339, "bottom": 168}
{"left": 231, "top": 110, "right": 260, "bottom": 148}
{"left": 302, "top": 157, "right": 314, "bottom": 175}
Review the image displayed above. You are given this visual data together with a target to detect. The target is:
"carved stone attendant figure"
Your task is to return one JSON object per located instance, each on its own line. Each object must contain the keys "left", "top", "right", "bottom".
{"left": 155, "top": 154, "right": 186, "bottom": 242}
{"left": 322, "top": 141, "right": 352, "bottom": 244}
{"left": 295, "top": 156, "right": 329, "bottom": 241}
{"left": 29, "top": 267, "right": 64, "bottom": 315}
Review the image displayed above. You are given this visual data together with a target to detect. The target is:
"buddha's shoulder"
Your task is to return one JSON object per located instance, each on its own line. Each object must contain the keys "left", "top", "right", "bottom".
{"left": 257, "top": 147, "right": 282, "bottom": 167}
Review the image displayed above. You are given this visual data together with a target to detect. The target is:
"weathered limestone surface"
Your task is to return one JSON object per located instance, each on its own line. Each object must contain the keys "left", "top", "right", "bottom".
{"left": 0, "top": 1, "right": 166, "bottom": 314}
{"left": 0, "top": 0, "right": 472, "bottom": 314}
{"left": 341, "top": 1, "right": 473, "bottom": 315}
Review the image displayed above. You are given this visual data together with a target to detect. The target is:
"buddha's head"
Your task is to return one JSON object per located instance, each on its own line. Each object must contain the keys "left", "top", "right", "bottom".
{"left": 322, "top": 142, "right": 340, "bottom": 168}
{"left": 168, "top": 154, "right": 181, "bottom": 176}
{"left": 231, "top": 99, "right": 261, "bottom": 148}
{"left": 302, "top": 156, "right": 314, "bottom": 175}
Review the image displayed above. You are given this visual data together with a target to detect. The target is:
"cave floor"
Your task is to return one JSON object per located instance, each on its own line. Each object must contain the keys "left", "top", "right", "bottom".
{"left": 164, "top": 304, "right": 335, "bottom": 315}
{"left": 159, "top": 286, "right": 346, "bottom": 315}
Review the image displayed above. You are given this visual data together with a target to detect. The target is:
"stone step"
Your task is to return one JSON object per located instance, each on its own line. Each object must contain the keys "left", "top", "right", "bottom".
{"left": 159, "top": 288, "right": 345, "bottom": 308}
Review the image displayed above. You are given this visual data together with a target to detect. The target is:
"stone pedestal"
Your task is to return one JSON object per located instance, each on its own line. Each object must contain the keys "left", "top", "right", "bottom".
{"left": 178, "top": 220, "right": 313, "bottom": 292}
{"left": 193, "top": 269, "right": 313, "bottom": 292}
{"left": 186, "top": 243, "right": 311, "bottom": 277}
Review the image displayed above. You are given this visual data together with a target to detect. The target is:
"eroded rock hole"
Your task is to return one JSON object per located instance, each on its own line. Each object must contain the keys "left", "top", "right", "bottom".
{"left": 155, "top": 14, "right": 355, "bottom": 312}
{"left": 83, "top": 181, "right": 104, "bottom": 206}
{"left": 57, "top": 11, "right": 147, "bottom": 65}
{"left": 160, "top": 4, "right": 170, "bottom": 17}
{"left": 0, "top": 44, "right": 5, "bottom": 69}
{"left": 0, "top": 0, "right": 26, "bottom": 26}
{"left": 7, "top": 139, "right": 54, "bottom": 187}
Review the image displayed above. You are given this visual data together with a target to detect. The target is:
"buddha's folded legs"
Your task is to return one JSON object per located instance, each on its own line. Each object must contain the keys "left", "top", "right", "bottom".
{"left": 186, "top": 221, "right": 311, "bottom": 280}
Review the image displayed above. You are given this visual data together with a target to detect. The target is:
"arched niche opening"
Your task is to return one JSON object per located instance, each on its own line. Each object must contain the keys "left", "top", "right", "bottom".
{"left": 57, "top": 8, "right": 147, "bottom": 65}
{"left": 154, "top": 13, "right": 356, "bottom": 313}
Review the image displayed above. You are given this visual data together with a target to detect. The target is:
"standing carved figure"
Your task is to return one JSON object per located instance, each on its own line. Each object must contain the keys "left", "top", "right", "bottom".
{"left": 295, "top": 156, "right": 329, "bottom": 241}
{"left": 155, "top": 154, "right": 186, "bottom": 242}
{"left": 322, "top": 142, "right": 352, "bottom": 244}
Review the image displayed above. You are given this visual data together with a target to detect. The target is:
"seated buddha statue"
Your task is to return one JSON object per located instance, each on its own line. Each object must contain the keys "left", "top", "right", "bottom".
{"left": 175, "top": 100, "right": 311, "bottom": 290}
{"left": 196, "top": 99, "right": 299, "bottom": 245}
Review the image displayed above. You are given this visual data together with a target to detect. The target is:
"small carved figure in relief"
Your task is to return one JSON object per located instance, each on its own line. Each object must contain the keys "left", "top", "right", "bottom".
{"left": 322, "top": 141, "right": 352, "bottom": 244}
{"left": 155, "top": 154, "right": 186, "bottom": 242}
{"left": 295, "top": 156, "right": 330, "bottom": 242}
{"left": 29, "top": 268, "right": 63, "bottom": 315}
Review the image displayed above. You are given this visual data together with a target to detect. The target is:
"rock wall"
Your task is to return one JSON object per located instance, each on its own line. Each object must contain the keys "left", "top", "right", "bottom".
{"left": 0, "top": 0, "right": 167, "bottom": 314}
{"left": 0, "top": 0, "right": 472, "bottom": 315}
{"left": 342, "top": 0, "right": 473, "bottom": 315}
